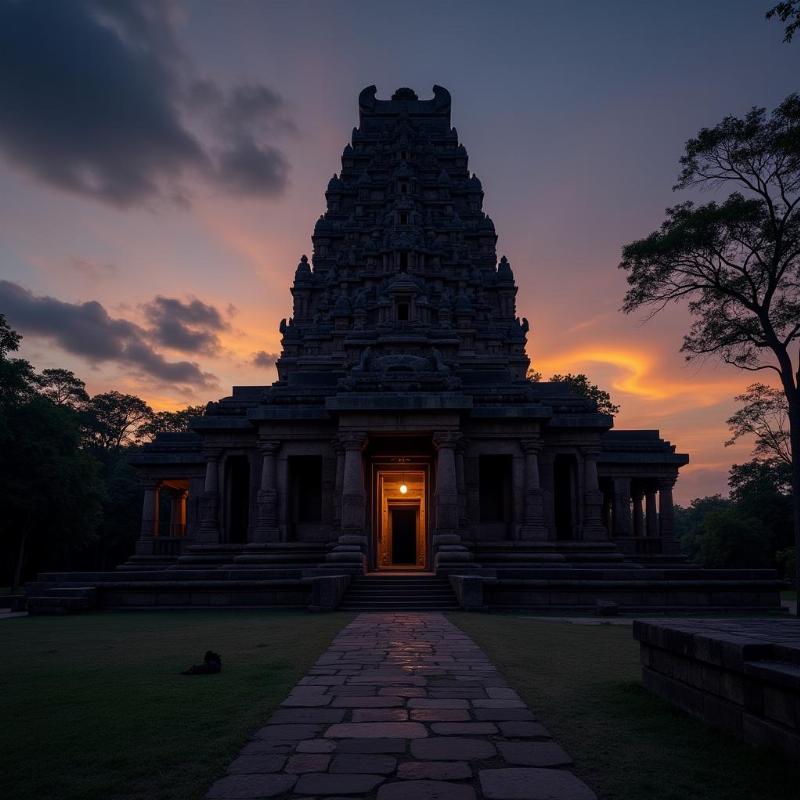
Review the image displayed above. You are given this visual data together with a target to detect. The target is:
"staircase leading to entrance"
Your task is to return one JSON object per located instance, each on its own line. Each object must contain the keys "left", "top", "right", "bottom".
{"left": 338, "top": 574, "right": 460, "bottom": 611}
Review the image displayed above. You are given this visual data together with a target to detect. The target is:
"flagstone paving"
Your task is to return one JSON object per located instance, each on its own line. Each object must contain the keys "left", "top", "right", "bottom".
{"left": 205, "top": 613, "right": 597, "bottom": 799}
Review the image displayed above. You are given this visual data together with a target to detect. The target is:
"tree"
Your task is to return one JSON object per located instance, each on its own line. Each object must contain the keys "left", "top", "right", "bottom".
{"left": 36, "top": 367, "right": 89, "bottom": 409}
{"left": 84, "top": 391, "right": 154, "bottom": 454}
{"left": 692, "top": 508, "right": 773, "bottom": 569}
{"left": 139, "top": 404, "right": 205, "bottom": 441}
{"left": 767, "top": 1, "right": 800, "bottom": 42}
{"left": 0, "top": 313, "right": 36, "bottom": 406}
{"left": 620, "top": 95, "right": 800, "bottom": 609}
{"left": 726, "top": 383, "right": 791, "bottom": 465}
{"left": 527, "top": 369, "right": 620, "bottom": 417}
{"left": 0, "top": 319, "right": 104, "bottom": 589}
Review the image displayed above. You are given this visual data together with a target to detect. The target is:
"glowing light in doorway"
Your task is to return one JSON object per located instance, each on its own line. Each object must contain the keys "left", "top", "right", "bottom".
{"left": 399, "top": 483, "right": 408, "bottom": 494}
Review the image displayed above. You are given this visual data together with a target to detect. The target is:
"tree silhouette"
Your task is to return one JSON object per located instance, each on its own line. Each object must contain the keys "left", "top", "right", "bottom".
{"left": 620, "top": 94, "right": 800, "bottom": 610}
{"left": 767, "top": 1, "right": 800, "bottom": 42}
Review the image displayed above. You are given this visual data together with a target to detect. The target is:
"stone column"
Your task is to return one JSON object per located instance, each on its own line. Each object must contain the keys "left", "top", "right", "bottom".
{"left": 433, "top": 432, "right": 460, "bottom": 533}
{"left": 254, "top": 440, "right": 280, "bottom": 542}
{"left": 612, "top": 477, "right": 632, "bottom": 538}
{"left": 432, "top": 432, "right": 471, "bottom": 569}
{"left": 456, "top": 442, "right": 468, "bottom": 529}
{"left": 169, "top": 490, "right": 187, "bottom": 536}
{"left": 197, "top": 453, "right": 221, "bottom": 544}
{"left": 340, "top": 433, "right": 367, "bottom": 532}
{"left": 581, "top": 447, "right": 608, "bottom": 541}
{"left": 520, "top": 439, "right": 547, "bottom": 540}
{"left": 135, "top": 481, "right": 159, "bottom": 555}
{"left": 325, "top": 432, "right": 368, "bottom": 571}
{"left": 645, "top": 489, "right": 659, "bottom": 538}
{"left": 333, "top": 441, "right": 345, "bottom": 526}
{"left": 632, "top": 488, "right": 644, "bottom": 537}
{"left": 658, "top": 477, "right": 679, "bottom": 553}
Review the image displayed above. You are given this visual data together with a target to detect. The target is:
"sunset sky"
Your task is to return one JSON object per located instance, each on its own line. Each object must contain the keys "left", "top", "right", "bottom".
{"left": 1, "top": 0, "right": 798, "bottom": 504}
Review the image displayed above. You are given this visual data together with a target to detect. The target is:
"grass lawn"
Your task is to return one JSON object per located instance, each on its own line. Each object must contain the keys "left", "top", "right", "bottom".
{"left": 0, "top": 610, "right": 352, "bottom": 800}
{"left": 451, "top": 613, "right": 800, "bottom": 800}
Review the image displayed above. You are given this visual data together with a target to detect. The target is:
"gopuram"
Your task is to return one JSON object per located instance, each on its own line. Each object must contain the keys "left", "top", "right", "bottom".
{"left": 25, "top": 87, "right": 782, "bottom": 613}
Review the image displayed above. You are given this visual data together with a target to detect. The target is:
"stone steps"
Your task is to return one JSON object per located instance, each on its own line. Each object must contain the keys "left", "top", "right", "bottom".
{"left": 26, "top": 586, "right": 98, "bottom": 615}
{"left": 338, "top": 575, "right": 460, "bottom": 611}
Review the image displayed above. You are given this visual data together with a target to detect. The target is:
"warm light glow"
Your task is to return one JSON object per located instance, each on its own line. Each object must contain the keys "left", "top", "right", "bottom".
{"left": 399, "top": 483, "right": 408, "bottom": 494}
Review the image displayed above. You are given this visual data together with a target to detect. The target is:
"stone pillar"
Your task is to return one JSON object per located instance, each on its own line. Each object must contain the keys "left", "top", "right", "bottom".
{"left": 254, "top": 440, "right": 280, "bottom": 542}
{"left": 136, "top": 481, "right": 159, "bottom": 555}
{"left": 197, "top": 453, "right": 221, "bottom": 544}
{"left": 645, "top": 489, "right": 659, "bottom": 538}
{"left": 433, "top": 432, "right": 472, "bottom": 570}
{"left": 340, "top": 433, "right": 367, "bottom": 532}
{"left": 612, "top": 477, "right": 631, "bottom": 538}
{"left": 433, "top": 432, "right": 460, "bottom": 533}
{"left": 581, "top": 447, "right": 607, "bottom": 541}
{"left": 333, "top": 441, "right": 345, "bottom": 526}
{"left": 456, "top": 442, "right": 468, "bottom": 529}
{"left": 520, "top": 439, "right": 547, "bottom": 540}
{"left": 632, "top": 488, "right": 644, "bottom": 537}
{"left": 325, "top": 432, "right": 368, "bottom": 571}
{"left": 658, "top": 478, "right": 679, "bottom": 553}
{"left": 169, "top": 490, "right": 187, "bottom": 536}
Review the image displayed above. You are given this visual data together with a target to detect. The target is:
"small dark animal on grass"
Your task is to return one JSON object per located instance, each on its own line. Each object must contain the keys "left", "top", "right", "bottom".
{"left": 181, "top": 650, "right": 222, "bottom": 675}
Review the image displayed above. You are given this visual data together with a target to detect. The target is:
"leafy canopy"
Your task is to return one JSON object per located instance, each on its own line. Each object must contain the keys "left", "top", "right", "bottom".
{"left": 767, "top": 1, "right": 800, "bottom": 42}
{"left": 726, "top": 383, "right": 791, "bottom": 465}
{"left": 620, "top": 95, "right": 800, "bottom": 377}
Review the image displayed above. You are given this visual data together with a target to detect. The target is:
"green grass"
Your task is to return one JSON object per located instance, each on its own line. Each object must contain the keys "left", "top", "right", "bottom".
{"left": 451, "top": 614, "right": 800, "bottom": 800}
{"left": 0, "top": 610, "right": 352, "bottom": 800}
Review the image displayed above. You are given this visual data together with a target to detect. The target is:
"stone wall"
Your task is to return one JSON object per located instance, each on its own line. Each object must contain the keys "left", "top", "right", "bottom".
{"left": 634, "top": 619, "right": 800, "bottom": 759}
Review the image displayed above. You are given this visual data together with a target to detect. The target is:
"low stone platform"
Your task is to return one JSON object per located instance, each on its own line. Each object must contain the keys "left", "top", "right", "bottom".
{"left": 634, "top": 618, "right": 800, "bottom": 759}
{"left": 205, "top": 612, "right": 597, "bottom": 799}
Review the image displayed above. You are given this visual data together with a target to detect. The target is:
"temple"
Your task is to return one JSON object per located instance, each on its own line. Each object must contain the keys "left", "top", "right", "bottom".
{"left": 25, "top": 87, "right": 782, "bottom": 612}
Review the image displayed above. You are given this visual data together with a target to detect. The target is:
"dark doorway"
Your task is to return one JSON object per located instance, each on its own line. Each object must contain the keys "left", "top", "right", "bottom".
{"left": 553, "top": 454, "right": 575, "bottom": 540}
{"left": 288, "top": 456, "right": 323, "bottom": 540}
{"left": 226, "top": 455, "right": 250, "bottom": 543}
{"left": 479, "top": 455, "right": 512, "bottom": 523}
{"left": 391, "top": 508, "right": 416, "bottom": 564}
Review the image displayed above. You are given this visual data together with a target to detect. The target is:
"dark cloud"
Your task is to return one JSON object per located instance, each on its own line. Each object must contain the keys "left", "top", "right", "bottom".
{"left": 216, "top": 138, "right": 289, "bottom": 196}
{"left": 142, "top": 295, "right": 229, "bottom": 354}
{"left": 0, "top": 280, "right": 217, "bottom": 388}
{"left": 0, "top": 1, "right": 292, "bottom": 207}
{"left": 252, "top": 351, "right": 279, "bottom": 369}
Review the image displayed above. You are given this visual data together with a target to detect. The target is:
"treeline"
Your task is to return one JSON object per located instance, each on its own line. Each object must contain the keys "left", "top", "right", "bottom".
{"left": 0, "top": 315, "right": 204, "bottom": 590}
{"left": 675, "top": 459, "right": 795, "bottom": 579}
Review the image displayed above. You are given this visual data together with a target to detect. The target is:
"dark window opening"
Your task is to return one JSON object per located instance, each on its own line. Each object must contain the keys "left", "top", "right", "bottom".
{"left": 289, "top": 456, "right": 323, "bottom": 532}
{"left": 399, "top": 212, "right": 408, "bottom": 225}
{"left": 479, "top": 455, "right": 512, "bottom": 522}
{"left": 226, "top": 455, "right": 250, "bottom": 544}
{"left": 399, "top": 252, "right": 409, "bottom": 269}
{"left": 399, "top": 182, "right": 408, "bottom": 194}
{"left": 397, "top": 302, "right": 409, "bottom": 321}
{"left": 553, "top": 454, "right": 576, "bottom": 540}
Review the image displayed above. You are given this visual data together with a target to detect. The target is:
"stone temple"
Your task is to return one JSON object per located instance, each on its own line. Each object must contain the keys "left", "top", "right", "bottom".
{"left": 26, "top": 87, "right": 782, "bottom": 612}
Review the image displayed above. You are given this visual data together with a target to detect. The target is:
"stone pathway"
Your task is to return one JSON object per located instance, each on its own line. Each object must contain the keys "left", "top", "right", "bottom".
{"left": 206, "top": 612, "right": 597, "bottom": 800}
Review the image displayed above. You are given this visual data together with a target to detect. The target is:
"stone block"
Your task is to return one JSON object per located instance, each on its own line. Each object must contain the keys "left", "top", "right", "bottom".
{"left": 378, "top": 780, "right": 477, "bottom": 800}
{"left": 205, "top": 773, "right": 297, "bottom": 799}
{"left": 293, "top": 772, "right": 385, "bottom": 795}
{"left": 479, "top": 768, "right": 597, "bottom": 800}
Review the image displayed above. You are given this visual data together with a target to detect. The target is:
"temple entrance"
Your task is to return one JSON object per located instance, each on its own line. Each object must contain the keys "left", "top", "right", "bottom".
{"left": 373, "top": 466, "right": 427, "bottom": 570}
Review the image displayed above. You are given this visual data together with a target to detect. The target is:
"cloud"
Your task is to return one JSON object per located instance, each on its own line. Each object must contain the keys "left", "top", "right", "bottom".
{"left": 70, "top": 258, "right": 119, "bottom": 280}
{"left": 0, "top": 1, "right": 292, "bottom": 207}
{"left": 142, "top": 295, "right": 229, "bottom": 354}
{"left": 252, "top": 350, "right": 279, "bottom": 368}
{"left": 0, "top": 280, "right": 217, "bottom": 388}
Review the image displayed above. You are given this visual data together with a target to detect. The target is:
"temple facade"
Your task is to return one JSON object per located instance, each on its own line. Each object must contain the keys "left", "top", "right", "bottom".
{"left": 131, "top": 86, "right": 688, "bottom": 577}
